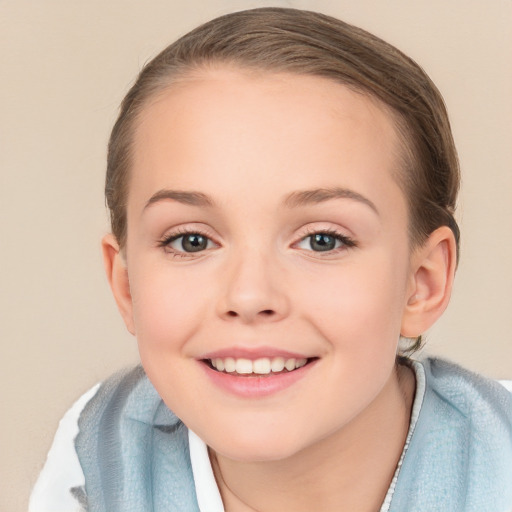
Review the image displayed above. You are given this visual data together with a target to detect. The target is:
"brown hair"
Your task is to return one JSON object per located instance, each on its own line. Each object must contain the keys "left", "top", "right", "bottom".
{"left": 106, "top": 7, "right": 460, "bottom": 258}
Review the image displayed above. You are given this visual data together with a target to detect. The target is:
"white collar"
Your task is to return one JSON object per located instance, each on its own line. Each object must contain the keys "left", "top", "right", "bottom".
{"left": 189, "top": 429, "right": 225, "bottom": 512}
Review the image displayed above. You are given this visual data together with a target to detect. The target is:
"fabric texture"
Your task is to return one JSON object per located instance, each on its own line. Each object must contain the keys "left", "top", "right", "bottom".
{"left": 75, "top": 366, "right": 200, "bottom": 512}
{"left": 389, "top": 358, "right": 512, "bottom": 511}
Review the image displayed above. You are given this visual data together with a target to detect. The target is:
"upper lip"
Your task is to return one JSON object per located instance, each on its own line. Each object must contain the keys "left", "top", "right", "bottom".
{"left": 199, "top": 346, "right": 314, "bottom": 360}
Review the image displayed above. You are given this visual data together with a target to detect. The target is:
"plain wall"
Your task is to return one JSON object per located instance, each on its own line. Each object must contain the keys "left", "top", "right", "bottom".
{"left": 1, "top": 1, "right": 511, "bottom": 510}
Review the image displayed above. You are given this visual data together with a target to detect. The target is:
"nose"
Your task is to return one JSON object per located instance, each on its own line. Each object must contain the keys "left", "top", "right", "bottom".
{"left": 216, "top": 248, "right": 290, "bottom": 324}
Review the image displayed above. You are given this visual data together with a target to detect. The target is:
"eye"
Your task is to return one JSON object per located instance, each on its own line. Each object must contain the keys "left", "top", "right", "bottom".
{"left": 163, "top": 232, "right": 216, "bottom": 254}
{"left": 296, "top": 231, "right": 355, "bottom": 252}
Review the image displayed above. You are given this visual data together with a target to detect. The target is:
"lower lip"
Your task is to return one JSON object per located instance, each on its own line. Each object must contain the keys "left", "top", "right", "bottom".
{"left": 199, "top": 360, "right": 316, "bottom": 398}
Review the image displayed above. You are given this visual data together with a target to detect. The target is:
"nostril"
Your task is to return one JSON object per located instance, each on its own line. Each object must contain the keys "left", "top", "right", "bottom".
{"left": 223, "top": 308, "right": 278, "bottom": 321}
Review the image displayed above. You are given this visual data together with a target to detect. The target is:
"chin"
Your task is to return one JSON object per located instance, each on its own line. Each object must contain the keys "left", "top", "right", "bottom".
{"left": 205, "top": 422, "right": 312, "bottom": 463}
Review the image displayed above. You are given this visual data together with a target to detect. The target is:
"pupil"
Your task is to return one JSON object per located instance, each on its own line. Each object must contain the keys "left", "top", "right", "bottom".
{"left": 182, "top": 234, "right": 207, "bottom": 252}
{"left": 311, "top": 233, "right": 335, "bottom": 252}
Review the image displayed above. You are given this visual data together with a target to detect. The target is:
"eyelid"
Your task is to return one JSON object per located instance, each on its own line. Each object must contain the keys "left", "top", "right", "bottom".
{"left": 296, "top": 223, "right": 355, "bottom": 241}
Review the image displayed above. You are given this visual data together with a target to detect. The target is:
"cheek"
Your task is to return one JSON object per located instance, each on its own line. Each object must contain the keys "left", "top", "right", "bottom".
{"left": 297, "top": 252, "right": 408, "bottom": 352}
{"left": 127, "top": 264, "right": 210, "bottom": 414}
{"left": 128, "top": 262, "right": 208, "bottom": 351}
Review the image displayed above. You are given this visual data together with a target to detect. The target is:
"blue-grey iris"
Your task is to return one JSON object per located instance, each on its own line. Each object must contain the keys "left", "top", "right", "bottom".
{"left": 310, "top": 233, "right": 336, "bottom": 251}
{"left": 182, "top": 234, "right": 208, "bottom": 252}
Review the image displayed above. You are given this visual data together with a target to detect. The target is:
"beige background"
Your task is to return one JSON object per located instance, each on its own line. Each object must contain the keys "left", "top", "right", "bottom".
{"left": 1, "top": 1, "right": 511, "bottom": 510}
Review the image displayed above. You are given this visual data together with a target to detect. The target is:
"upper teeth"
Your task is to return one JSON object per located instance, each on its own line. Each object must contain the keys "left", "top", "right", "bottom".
{"left": 210, "top": 357, "right": 308, "bottom": 375}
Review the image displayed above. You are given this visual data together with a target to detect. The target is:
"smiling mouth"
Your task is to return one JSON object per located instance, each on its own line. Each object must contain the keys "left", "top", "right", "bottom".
{"left": 204, "top": 356, "right": 316, "bottom": 376}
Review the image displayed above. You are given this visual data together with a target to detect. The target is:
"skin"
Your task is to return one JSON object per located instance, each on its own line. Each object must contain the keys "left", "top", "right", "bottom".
{"left": 103, "top": 68, "right": 456, "bottom": 511}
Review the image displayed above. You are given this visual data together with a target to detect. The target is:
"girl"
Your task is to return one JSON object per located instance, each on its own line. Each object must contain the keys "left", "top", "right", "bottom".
{"left": 31, "top": 7, "right": 512, "bottom": 512}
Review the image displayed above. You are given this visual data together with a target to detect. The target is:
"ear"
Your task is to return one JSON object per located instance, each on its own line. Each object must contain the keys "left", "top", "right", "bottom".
{"left": 401, "top": 226, "right": 457, "bottom": 337}
{"left": 102, "top": 233, "right": 136, "bottom": 335}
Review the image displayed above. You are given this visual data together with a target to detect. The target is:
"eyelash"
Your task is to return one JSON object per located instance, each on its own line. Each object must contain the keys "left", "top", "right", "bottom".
{"left": 296, "top": 228, "right": 357, "bottom": 255}
{"left": 157, "top": 228, "right": 217, "bottom": 258}
{"left": 157, "top": 227, "right": 356, "bottom": 258}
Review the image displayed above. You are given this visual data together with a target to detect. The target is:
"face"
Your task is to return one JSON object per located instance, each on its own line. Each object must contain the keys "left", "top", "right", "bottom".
{"left": 121, "top": 68, "right": 415, "bottom": 462}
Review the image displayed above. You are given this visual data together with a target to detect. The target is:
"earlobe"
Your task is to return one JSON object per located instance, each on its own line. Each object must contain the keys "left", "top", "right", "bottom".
{"left": 101, "top": 234, "right": 136, "bottom": 335}
{"left": 401, "top": 226, "right": 457, "bottom": 337}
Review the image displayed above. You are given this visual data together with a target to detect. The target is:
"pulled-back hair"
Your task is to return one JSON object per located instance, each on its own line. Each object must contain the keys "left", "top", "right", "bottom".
{"left": 106, "top": 7, "right": 460, "bottom": 258}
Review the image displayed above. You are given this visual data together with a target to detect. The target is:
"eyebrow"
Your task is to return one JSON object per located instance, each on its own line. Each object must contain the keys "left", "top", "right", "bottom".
{"left": 144, "top": 189, "right": 215, "bottom": 210}
{"left": 143, "top": 186, "right": 378, "bottom": 215}
{"left": 284, "top": 187, "right": 379, "bottom": 215}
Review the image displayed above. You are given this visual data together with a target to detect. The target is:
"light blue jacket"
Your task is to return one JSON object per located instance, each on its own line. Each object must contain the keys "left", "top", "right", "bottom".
{"left": 74, "top": 358, "right": 512, "bottom": 511}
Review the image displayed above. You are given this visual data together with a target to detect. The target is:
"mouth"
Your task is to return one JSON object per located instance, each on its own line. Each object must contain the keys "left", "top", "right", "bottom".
{"left": 203, "top": 356, "right": 316, "bottom": 376}
{"left": 199, "top": 352, "right": 319, "bottom": 397}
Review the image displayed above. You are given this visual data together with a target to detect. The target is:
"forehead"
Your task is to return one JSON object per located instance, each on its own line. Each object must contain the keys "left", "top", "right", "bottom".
{"left": 129, "top": 67, "right": 404, "bottom": 210}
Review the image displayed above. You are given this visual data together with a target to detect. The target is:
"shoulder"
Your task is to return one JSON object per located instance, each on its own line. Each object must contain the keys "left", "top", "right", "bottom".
{"left": 419, "top": 357, "right": 512, "bottom": 467}
{"left": 422, "top": 357, "right": 512, "bottom": 423}
{"left": 391, "top": 357, "right": 512, "bottom": 511}
{"left": 31, "top": 366, "right": 197, "bottom": 511}
{"left": 29, "top": 383, "right": 101, "bottom": 512}
{"left": 28, "top": 367, "right": 169, "bottom": 511}
{"left": 78, "top": 366, "right": 198, "bottom": 511}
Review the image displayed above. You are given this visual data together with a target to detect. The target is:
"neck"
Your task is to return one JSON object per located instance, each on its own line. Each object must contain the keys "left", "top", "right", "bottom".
{"left": 210, "top": 362, "right": 416, "bottom": 512}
